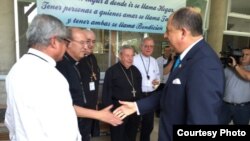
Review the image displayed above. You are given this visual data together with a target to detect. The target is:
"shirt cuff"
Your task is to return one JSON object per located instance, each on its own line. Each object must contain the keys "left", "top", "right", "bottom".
{"left": 134, "top": 102, "right": 140, "bottom": 115}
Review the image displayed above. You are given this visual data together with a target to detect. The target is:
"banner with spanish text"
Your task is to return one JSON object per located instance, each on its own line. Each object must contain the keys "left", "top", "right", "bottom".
{"left": 37, "top": 0, "right": 186, "bottom": 33}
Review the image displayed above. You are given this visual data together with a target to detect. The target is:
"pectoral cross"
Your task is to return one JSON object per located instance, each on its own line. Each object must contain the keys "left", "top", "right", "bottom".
{"left": 92, "top": 72, "right": 97, "bottom": 81}
{"left": 132, "top": 88, "right": 136, "bottom": 97}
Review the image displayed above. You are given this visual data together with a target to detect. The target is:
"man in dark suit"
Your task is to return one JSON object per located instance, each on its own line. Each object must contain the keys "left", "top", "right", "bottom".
{"left": 114, "top": 7, "right": 225, "bottom": 141}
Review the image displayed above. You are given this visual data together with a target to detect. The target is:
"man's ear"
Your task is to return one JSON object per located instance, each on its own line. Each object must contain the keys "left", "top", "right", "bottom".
{"left": 181, "top": 27, "right": 187, "bottom": 40}
{"left": 50, "top": 36, "right": 58, "bottom": 49}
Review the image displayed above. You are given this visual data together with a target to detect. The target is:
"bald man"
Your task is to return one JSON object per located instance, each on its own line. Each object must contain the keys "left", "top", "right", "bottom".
{"left": 56, "top": 28, "right": 122, "bottom": 141}
{"left": 76, "top": 29, "right": 101, "bottom": 140}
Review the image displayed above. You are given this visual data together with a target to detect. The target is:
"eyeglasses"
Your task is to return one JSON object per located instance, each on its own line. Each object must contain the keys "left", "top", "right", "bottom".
{"left": 143, "top": 45, "right": 154, "bottom": 49}
{"left": 71, "top": 39, "right": 89, "bottom": 46}
{"left": 87, "top": 39, "right": 96, "bottom": 45}
{"left": 57, "top": 37, "right": 71, "bottom": 47}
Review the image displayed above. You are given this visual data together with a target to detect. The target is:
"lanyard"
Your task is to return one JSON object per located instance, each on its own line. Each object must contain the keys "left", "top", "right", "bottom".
{"left": 27, "top": 53, "right": 48, "bottom": 62}
{"left": 140, "top": 54, "right": 150, "bottom": 80}
{"left": 64, "top": 55, "right": 87, "bottom": 104}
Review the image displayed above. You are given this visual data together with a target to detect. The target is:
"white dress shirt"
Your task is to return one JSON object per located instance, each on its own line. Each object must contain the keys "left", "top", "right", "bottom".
{"left": 133, "top": 54, "right": 160, "bottom": 92}
{"left": 5, "top": 48, "right": 81, "bottom": 141}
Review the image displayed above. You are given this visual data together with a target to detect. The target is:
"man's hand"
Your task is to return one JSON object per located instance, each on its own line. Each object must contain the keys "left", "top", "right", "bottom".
{"left": 228, "top": 56, "right": 237, "bottom": 67}
{"left": 98, "top": 105, "right": 123, "bottom": 126}
{"left": 113, "top": 101, "right": 137, "bottom": 120}
{"left": 152, "top": 79, "right": 160, "bottom": 89}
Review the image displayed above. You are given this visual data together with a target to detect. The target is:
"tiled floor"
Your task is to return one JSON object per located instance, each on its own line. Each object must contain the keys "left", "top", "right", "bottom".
{"left": 0, "top": 117, "right": 160, "bottom": 141}
{"left": 0, "top": 123, "right": 8, "bottom": 141}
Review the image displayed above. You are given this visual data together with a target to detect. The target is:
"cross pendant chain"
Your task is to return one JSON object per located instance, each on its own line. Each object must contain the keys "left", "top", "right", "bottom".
{"left": 120, "top": 64, "right": 136, "bottom": 97}
{"left": 86, "top": 57, "right": 97, "bottom": 81}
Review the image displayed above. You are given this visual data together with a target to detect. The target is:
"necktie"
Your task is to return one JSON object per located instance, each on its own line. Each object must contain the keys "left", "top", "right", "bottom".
{"left": 173, "top": 56, "right": 181, "bottom": 70}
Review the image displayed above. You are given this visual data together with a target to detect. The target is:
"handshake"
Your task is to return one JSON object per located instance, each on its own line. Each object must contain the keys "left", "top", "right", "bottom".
{"left": 99, "top": 101, "right": 137, "bottom": 126}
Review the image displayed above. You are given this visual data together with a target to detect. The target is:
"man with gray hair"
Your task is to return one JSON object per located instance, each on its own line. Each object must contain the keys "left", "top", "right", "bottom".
{"left": 102, "top": 45, "right": 142, "bottom": 141}
{"left": 56, "top": 27, "right": 123, "bottom": 141}
{"left": 114, "top": 7, "right": 224, "bottom": 141}
{"left": 77, "top": 29, "right": 101, "bottom": 139}
{"left": 5, "top": 14, "right": 81, "bottom": 141}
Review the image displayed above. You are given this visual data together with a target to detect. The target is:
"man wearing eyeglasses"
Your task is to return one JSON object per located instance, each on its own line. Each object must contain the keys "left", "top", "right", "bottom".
{"left": 77, "top": 29, "right": 101, "bottom": 139}
{"left": 133, "top": 37, "right": 160, "bottom": 141}
{"left": 5, "top": 14, "right": 81, "bottom": 141}
{"left": 56, "top": 27, "right": 122, "bottom": 141}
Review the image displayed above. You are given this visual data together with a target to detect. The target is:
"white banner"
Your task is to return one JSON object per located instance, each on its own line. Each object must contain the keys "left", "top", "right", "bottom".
{"left": 37, "top": 0, "right": 186, "bottom": 33}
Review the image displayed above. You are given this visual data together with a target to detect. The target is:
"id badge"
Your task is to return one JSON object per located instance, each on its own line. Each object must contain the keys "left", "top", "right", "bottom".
{"left": 89, "top": 82, "right": 95, "bottom": 91}
{"left": 146, "top": 80, "right": 151, "bottom": 86}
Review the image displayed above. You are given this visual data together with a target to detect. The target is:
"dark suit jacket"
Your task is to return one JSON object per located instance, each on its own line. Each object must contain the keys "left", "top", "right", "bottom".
{"left": 137, "top": 39, "right": 225, "bottom": 141}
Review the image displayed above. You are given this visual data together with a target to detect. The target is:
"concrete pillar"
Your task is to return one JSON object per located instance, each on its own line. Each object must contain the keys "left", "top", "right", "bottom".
{"left": 0, "top": 0, "right": 15, "bottom": 104}
{"left": 207, "top": 0, "right": 228, "bottom": 55}
{"left": 0, "top": 0, "right": 15, "bottom": 73}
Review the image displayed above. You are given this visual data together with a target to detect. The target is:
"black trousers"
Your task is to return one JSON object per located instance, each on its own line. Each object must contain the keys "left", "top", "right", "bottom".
{"left": 91, "top": 119, "right": 100, "bottom": 137}
{"left": 140, "top": 111, "right": 154, "bottom": 141}
{"left": 140, "top": 91, "right": 156, "bottom": 141}
{"left": 78, "top": 118, "right": 93, "bottom": 141}
{"left": 110, "top": 113, "right": 140, "bottom": 141}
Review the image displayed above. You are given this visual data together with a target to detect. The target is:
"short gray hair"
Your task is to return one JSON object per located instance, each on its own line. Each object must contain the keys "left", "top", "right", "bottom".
{"left": 141, "top": 37, "right": 154, "bottom": 46}
{"left": 119, "top": 45, "right": 135, "bottom": 55}
{"left": 26, "top": 14, "right": 68, "bottom": 48}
